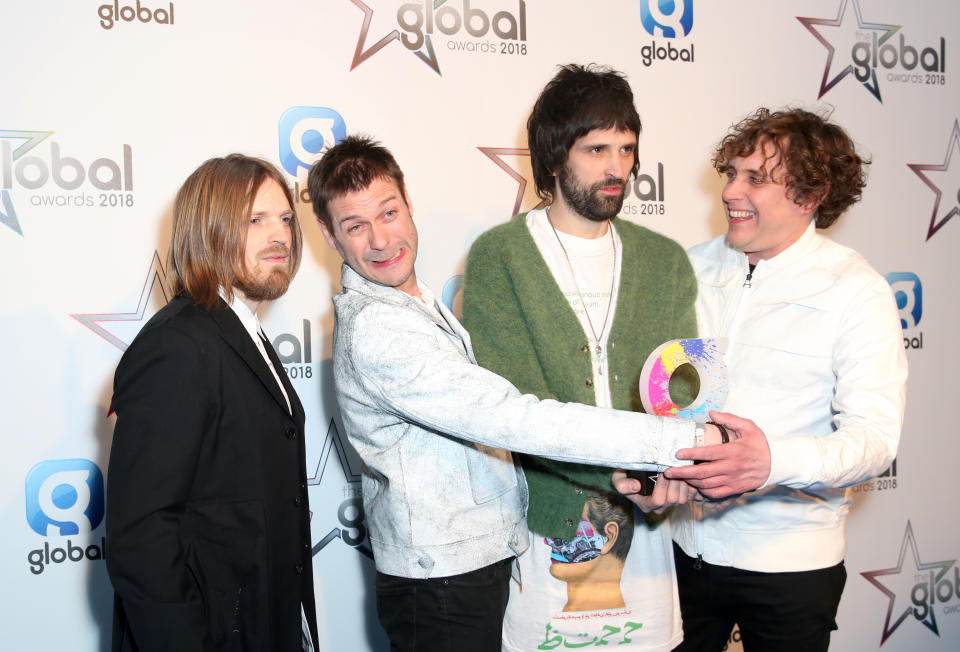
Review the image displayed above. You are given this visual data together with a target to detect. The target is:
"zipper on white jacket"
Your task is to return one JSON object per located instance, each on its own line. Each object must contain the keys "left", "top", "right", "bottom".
{"left": 691, "top": 256, "right": 753, "bottom": 567}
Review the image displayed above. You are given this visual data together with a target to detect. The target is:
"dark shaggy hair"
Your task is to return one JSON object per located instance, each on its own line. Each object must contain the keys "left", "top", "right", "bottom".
{"left": 527, "top": 63, "right": 642, "bottom": 204}
{"left": 307, "top": 135, "right": 407, "bottom": 232}
{"left": 712, "top": 107, "right": 869, "bottom": 227}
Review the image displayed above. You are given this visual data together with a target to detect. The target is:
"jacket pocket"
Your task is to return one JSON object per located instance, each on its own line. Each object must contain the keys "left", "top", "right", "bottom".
{"left": 184, "top": 500, "right": 268, "bottom": 651}
{"left": 464, "top": 442, "right": 517, "bottom": 504}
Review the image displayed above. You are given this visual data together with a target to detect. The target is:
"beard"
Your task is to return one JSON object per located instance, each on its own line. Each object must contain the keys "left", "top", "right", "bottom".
{"left": 234, "top": 247, "right": 293, "bottom": 302}
{"left": 558, "top": 168, "right": 627, "bottom": 222}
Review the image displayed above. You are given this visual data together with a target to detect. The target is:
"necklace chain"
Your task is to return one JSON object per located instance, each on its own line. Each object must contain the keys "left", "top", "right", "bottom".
{"left": 546, "top": 211, "right": 617, "bottom": 361}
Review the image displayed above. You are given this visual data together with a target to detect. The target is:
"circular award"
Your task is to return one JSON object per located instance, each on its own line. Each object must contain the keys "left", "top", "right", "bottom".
{"left": 638, "top": 338, "right": 728, "bottom": 421}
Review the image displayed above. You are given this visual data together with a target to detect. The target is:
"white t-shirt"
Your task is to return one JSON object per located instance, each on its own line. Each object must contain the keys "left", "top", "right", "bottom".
{"left": 500, "top": 210, "right": 682, "bottom": 652}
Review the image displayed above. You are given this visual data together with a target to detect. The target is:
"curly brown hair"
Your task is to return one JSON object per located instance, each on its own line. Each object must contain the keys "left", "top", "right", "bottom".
{"left": 712, "top": 108, "right": 869, "bottom": 228}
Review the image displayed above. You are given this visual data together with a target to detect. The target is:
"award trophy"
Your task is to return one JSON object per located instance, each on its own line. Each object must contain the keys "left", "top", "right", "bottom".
{"left": 631, "top": 338, "right": 729, "bottom": 495}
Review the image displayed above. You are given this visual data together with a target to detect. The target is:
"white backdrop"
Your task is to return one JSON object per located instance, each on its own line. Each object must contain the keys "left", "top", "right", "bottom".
{"left": 2, "top": 1, "right": 958, "bottom": 650}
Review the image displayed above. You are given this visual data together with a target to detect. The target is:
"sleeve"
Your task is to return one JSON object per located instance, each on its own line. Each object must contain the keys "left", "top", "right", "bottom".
{"left": 464, "top": 229, "right": 613, "bottom": 489}
{"left": 764, "top": 276, "right": 908, "bottom": 489}
{"left": 105, "top": 324, "right": 212, "bottom": 652}
{"left": 345, "top": 301, "right": 697, "bottom": 470}
{"left": 462, "top": 229, "right": 558, "bottom": 401}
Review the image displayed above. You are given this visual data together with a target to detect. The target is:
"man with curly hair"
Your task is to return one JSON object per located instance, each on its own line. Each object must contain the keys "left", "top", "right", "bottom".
{"left": 636, "top": 108, "right": 908, "bottom": 651}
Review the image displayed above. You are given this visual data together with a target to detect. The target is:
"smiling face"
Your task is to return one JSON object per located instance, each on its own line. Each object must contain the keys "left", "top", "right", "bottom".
{"left": 320, "top": 176, "right": 419, "bottom": 297}
{"left": 233, "top": 177, "right": 295, "bottom": 309}
{"left": 721, "top": 140, "right": 816, "bottom": 264}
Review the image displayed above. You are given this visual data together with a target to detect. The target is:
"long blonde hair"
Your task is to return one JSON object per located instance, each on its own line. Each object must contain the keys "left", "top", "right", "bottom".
{"left": 167, "top": 154, "right": 302, "bottom": 308}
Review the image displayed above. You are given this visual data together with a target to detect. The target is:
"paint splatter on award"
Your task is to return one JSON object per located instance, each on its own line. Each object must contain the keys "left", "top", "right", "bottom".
{"left": 638, "top": 338, "right": 729, "bottom": 422}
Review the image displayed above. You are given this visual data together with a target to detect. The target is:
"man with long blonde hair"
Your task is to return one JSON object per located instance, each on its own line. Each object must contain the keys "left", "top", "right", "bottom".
{"left": 106, "top": 154, "right": 318, "bottom": 652}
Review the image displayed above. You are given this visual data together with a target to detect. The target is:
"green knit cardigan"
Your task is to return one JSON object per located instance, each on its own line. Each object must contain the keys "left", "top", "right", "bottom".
{"left": 462, "top": 213, "right": 697, "bottom": 540}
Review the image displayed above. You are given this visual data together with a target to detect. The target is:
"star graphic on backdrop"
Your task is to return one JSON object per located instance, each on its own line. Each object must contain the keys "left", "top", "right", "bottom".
{"left": 308, "top": 418, "right": 371, "bottom": 559}
{"left": 797, "top": 0, "right": 900, "bottom": 101}
{"left": 478, "top": 147, "right": 545, "bottom": 219}
{"left": 348, "top": 0, "right": 442, "bottom": 75}
{"left": 71, "top": 251, "right": 171, "bottom": 351}
{"left": 0, "top": 130, "right": 54, "bottom": 236}
{"left": 908, "top": 119, "right": 960, "bottom": 241}
{"left": 861, "top": 521, "right": 956, "bottom": 645}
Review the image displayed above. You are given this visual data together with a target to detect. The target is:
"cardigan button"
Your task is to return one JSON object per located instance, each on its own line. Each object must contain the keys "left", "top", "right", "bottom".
{"left": 564, "top": 519, "right": 574, "bottom": 527}
{"left": 581, "top": 344, "right": 589, "bottom": 354}
{"left": 575, "top": 487, "right": 584, "bottom": 495}
{"left": 585, "top": 378, "right": 593, "bottom": 387}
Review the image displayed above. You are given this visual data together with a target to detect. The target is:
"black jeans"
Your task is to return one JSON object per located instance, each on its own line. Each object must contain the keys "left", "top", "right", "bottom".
{"left": 672, "top": 543, "right": 846, "bottom": 652}
{"left": 375, "top": 557, "right": 513, "bottom": 652}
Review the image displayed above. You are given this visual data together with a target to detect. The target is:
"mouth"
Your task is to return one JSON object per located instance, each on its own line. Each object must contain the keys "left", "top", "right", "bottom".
{"left": 727, "top": 209, "right": 756, "bottom": 223}
{"left": 596, "top": 178, "right": 626, "bottom": 196}
{"left": 260, "top": 247, "right": 289, "bottom": 263}
{"left": 370, "top": 248, "right": 405, "bottom": 268}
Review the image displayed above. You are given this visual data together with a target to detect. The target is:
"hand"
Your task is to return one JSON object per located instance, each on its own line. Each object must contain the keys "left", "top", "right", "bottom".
{"left": 612, "top": 469, "right": 701, "bottom": 514}
{"left": 663, "top": 411, "right": 771, "bottom": 500}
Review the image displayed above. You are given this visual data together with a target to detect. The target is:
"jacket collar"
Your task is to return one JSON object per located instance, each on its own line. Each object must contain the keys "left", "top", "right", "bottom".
{"left": 339, "top": 264, "right": 475, "bottom": 361}
{"left": 204, "top": 295, "right": 303, "bottom": 419}
{"left": 699, "top": 220, "right": 820, "bottom": 288}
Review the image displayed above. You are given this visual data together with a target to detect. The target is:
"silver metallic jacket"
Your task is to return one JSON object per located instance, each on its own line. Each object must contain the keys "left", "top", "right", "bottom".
{"left": 330, "top": 264, "right": 696, "bottom": 579}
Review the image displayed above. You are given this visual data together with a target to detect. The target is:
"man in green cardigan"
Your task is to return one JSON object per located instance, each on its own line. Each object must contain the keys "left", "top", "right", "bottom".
{"left": 463, "top": 64, "right": 698, "bottom": 651}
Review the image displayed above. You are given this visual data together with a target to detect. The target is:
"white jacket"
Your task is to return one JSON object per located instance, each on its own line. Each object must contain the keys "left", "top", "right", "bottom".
{"left": 330, "top": 264, "right": 698, "bottom": 579}
{"left": 671, "top": 222, "right": 907, "bottom": 572}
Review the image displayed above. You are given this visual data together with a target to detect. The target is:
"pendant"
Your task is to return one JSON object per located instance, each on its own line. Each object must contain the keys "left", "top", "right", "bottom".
{"left": 595, "top": 344, "right": 602, "bottom": 355}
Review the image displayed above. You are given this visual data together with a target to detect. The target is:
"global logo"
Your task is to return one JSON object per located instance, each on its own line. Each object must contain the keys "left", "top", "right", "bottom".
{"left": 637, "top": 1, "right": 694, "bottom": 66}
{"left": 349, "top": 0, "right": 528, "bottom": 76}
{"left": 861, "top": 521, "right": 958, "bottom": 645}
{"left": 0, "top": 129, "right": 135, "bottom": 237}
{"left": 97, "top": 1, "right": 175, "bottom": 30}
{"left": 278, "top": 107, "right": 347, "bottom": 177}
{"left": 885, "top": 272, "right": 922, "bottom": 329}
{"left": 639, "top": 0, "right": 693, "bottom": 38}
{"left": 798, "top": 0, "right": 946, "bottom": 102}
{"left": 24, "top": 458, "right": 108, "bottom": 575}
{"left": 25, "top": 458, "right": 105, "bottom": 536}
{"left": 885, "top": 272, "right": 923, "bottom": 350}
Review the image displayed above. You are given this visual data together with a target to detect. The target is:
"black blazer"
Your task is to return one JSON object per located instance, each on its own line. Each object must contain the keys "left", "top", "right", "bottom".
{"left": 106, "top": 294, "right": 318, "bottom": 652}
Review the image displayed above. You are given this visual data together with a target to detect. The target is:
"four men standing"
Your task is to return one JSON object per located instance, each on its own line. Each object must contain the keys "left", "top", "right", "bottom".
{"left": 104, "top": 67, "right": 906, "bottom": 652}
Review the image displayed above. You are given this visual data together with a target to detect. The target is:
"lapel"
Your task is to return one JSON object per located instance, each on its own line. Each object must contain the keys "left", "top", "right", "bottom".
{"left": 261, "top": 327, "right": 305, "bottom": 420}
{"left": 208, "top": 300, "right": 296, "bottom": 418}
